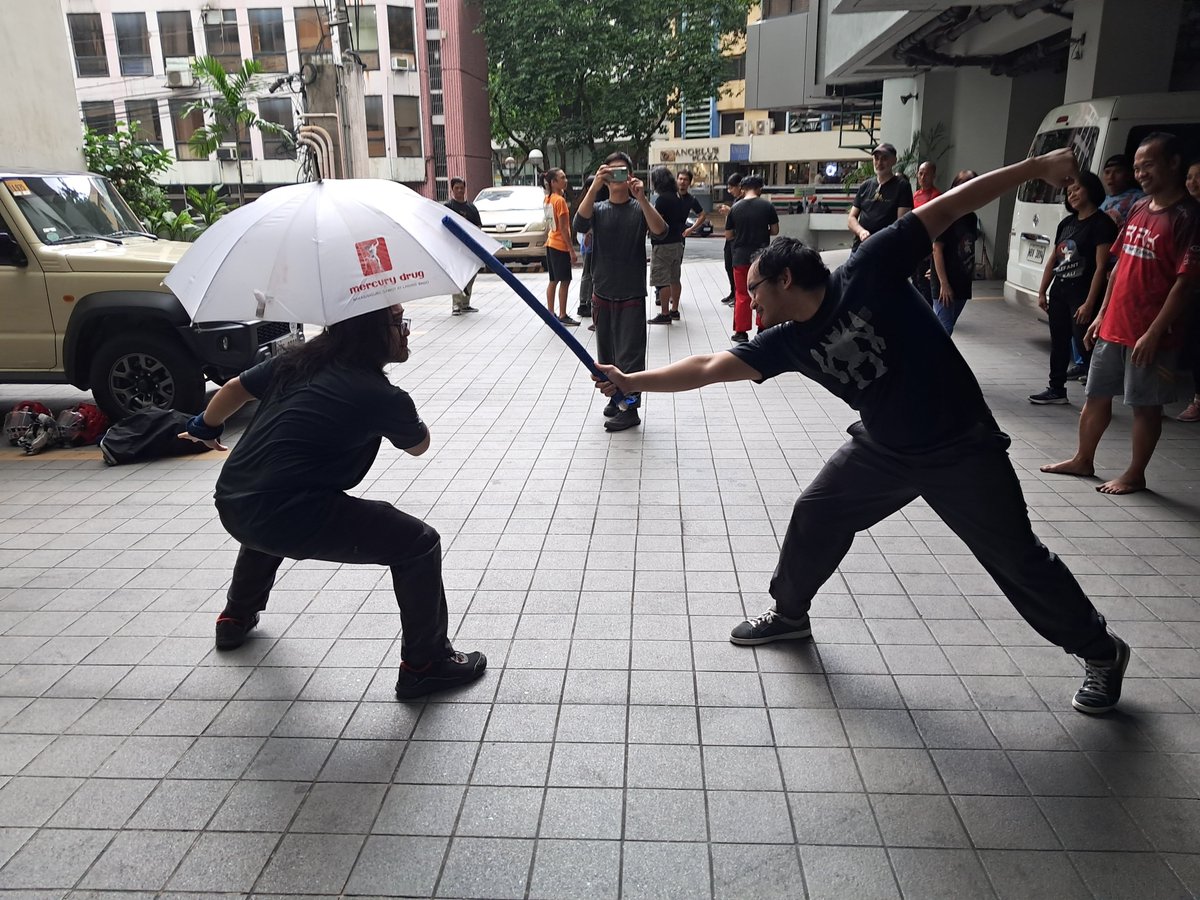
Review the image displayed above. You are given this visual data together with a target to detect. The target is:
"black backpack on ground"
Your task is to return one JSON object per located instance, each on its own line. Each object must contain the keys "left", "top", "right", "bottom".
{"left": 99, "top": 407, "right": 213, "bottom": 466}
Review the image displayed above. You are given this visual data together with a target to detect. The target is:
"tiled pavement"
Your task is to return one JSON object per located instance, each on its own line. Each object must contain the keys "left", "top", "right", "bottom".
{"left": 0, "top": 255, "right": 1198, "bottom": 900}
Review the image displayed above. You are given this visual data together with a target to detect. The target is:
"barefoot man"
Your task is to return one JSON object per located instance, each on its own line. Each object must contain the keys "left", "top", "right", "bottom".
{"left": 593, "top": 148, "right": 1132, "bottom": 715}
{"left": 1042, "top": 132, "right": 1200, "bottom": 494}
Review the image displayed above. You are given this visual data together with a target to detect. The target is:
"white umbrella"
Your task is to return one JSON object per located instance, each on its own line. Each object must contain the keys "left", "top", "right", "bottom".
{"left": 164, "top": 179, "right": 501, "bottom": 325}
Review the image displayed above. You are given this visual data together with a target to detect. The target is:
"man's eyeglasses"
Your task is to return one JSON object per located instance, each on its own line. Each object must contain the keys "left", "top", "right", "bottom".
{"left": 746, "top": 276, "right": 771, "bottom": 296}
{"left": 391, "top": 317, "right": 411, "bottom": 336}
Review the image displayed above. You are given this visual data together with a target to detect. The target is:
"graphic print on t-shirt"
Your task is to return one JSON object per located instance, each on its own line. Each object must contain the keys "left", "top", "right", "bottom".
{"left": 1054, "top": 239, "right": 1083, "bottom": 281}
{"left": 810, "top": 308, "right": 888, "bottom": 390}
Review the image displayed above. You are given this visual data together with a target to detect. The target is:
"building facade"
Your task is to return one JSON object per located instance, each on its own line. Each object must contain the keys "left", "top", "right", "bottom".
{"left": 60, "top": 0, "right": 490, "bottom": 199}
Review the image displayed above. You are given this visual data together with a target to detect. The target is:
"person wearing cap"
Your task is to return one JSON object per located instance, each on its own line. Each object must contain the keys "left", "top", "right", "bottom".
{"left": 1099, "top": 154, "right": 1144, "bottom": 228}
{"left": 847, "top": 143, "right": 913, "bottom": 251}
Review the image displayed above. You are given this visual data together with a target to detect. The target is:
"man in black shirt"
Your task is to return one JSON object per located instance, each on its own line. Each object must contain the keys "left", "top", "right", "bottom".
{"left": 848, "top": 143, "right": 913, "bottom": 250}
{"left": 593, "top": 148, "right": 1131, "bottom": 716}
{"left": 725, "top": 175, "right": 778, "bottom": 343}
{"left": 445, "top": 177, "right": 483, "bottom": 315}
{"left": 716, "top": 173, "right": 744, "bottom": 305}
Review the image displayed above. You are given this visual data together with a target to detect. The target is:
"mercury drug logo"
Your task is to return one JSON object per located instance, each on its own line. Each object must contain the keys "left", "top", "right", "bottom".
{"left": 355, "top": 237, "right": 393, "bottom": 276}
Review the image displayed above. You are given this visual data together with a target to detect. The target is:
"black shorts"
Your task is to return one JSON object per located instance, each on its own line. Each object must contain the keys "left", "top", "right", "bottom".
{"left": 546, "top": 247, "right": 572, "bottom": 283}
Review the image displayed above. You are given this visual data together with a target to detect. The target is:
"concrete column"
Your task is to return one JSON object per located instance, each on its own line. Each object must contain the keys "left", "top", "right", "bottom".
{"left": 1064, "top": 0, "right": 1181, "bottom": 102}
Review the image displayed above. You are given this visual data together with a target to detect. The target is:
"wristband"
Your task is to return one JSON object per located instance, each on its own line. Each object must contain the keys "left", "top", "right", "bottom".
{"left": 186, "top": 414, "right": 223, "bottom": 441}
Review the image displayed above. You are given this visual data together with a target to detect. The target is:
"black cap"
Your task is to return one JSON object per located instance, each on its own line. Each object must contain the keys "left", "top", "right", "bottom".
{"left": 873, "top": 143, "right": 898, "bottom": 158}
{"left": 1103, "top": 154, "right": 1131, "bottom": 170}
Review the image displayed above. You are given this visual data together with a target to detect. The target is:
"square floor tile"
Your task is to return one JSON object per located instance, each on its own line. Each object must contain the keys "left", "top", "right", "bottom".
{"left": 621, "top": 841, "right": 711, "bottom": 900}
{"left": 436, "top": 836, "right": 533, "bottom": 899}
{"left": 529, "top": 839, "right": 619, "bottom": 900}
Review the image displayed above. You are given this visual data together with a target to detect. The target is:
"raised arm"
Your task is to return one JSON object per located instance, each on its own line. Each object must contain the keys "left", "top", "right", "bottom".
{"left": 914, "top": 149, "right": 1077, "bottom": 245}
{"left": 575, "top": 166, "right": 610, "bottom": 225}
{"left": 630, "top": 178, "right": 668, "bottom": 237}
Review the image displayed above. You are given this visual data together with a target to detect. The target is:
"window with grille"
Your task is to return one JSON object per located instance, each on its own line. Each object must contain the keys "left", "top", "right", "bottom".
{"left": 204, "top": 9, "right": 242, "bottom": 73}
{"left": 114, "top": 13, "right": 153, "bottom": 76}
{"left": 249, "top": 9, "right": 287, "bottom": 72}
{"left": 425, "top": 3, "right": 440, "bottom": 30}
{"left": 68, "top": 14, "right": 108, "bottom": 78}
{"left": 393, "top": 96, "right": 422, "bottom": 156}
{"left": 426, "top": 39, "right": 441, "bottom": 91}
{"left": 431, "top": 93, "right": 443, "bottom": 117}
{"left": 432, "top": 124, "right": 447, "bottom": 178}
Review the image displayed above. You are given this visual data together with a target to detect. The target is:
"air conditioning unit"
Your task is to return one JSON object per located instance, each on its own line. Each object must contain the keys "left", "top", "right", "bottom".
{"left": 201, "top": 7, "right": 225, "bottom": 26}
{"left": 165, "top": 68, "right": 194, "bottom": 88}
{"left": 767, "top": 119, "right": 777, "bottom": 133}
{"left": 215, "top": 145, "right": 238, "bottom": 161}
{"left": 734, "top": 120, "right": 746, "bottom": 137}
{"left": 754, "top": 120, "right": 767, "bottom": 135}
{"left": 390, "top": 55, "right": 411, "bottom": 71}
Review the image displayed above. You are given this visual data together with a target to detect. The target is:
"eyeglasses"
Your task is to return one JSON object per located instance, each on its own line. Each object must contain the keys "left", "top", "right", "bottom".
{"left": 390, "top": 317, "right": 411, "bottom": 336}
{"left": 746, "top": 276, "right": 771, "bottom": 296}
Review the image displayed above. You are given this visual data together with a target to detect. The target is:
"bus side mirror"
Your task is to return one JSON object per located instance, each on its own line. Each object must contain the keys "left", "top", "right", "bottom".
{"left": 0, "top": 233, "right": 27, "bottom": 267}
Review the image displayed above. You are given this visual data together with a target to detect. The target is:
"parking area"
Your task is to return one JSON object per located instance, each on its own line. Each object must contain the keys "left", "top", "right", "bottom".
{"left": 0, "top": 259, "right": 1198, "bottom": 899}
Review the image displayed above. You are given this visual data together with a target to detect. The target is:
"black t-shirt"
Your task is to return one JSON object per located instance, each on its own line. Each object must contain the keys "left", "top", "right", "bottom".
{"left": 853, "top": 176, "right": 914, "bottom": 247}
{"left": 444, "top": 198, "right": 483, "bottom": 229}
{"left": 932, "top": 213, "right": 978, "bottom": 298}
{"left": 727, "top": 196, "right": 779, "bottom": 266}
{"left": 652, "top": 192, "right": 694, "bottom": 245}
{"left": 729, "top": 215, "right": 997, "bottom": 453}
{"left": 215, "top": 357, "right": 427, "bottom": 538}
{"left": 1049, "top": 211, "right": 1119, "bottom": 306}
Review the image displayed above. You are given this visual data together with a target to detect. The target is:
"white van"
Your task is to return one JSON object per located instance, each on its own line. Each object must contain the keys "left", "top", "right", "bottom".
{"left": 1005, "top": 92, "right": 1200, "bottom": 308}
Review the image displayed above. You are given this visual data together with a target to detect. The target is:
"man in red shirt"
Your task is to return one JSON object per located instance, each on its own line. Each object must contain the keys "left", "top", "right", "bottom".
{"left": 913, "top": 160, "right": 941, "bottom": 208}
{"left": 1043, "top": 133, "right": 1200, "bottom": 494}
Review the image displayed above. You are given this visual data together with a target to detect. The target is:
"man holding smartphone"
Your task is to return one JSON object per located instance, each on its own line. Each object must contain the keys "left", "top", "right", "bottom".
{"left": 574, "top": 151, "right": 669, "bottom": 432}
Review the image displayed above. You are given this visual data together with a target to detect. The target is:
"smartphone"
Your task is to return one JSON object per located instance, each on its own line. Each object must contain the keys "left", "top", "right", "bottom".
{"left": 610, "top": 167, "right": 628, "bottom": 183}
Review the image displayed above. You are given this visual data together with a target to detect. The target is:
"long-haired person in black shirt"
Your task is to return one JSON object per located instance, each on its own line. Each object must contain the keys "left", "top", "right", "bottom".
{"left": 594, "top": 149, "right": 1132, "bottom": 715}
{"left": 182, "top": 304, "right": 487, "bottom": 700}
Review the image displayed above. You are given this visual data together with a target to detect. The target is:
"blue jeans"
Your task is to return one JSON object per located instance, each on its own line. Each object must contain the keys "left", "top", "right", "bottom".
{"left": 935, "top": 296, "right": 968, "bottom": 334}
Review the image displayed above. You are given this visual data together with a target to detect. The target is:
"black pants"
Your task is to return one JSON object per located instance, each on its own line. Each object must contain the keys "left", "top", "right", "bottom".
{"left": 219, "top": 493, "right": 453, "bottom": 666}
{"left": 593, "top": 294, "right": 647, "bottom": 378}
{"left": 1047, "top": 292, "right": 1089, "bottom": 390}
{"left": 577, "top": 253, "right": 594, "bottom": 316}
{"left": 769, "top": 426, "right": 1112, "bottom": 659}
{"left": 724, "top": 240, "right": 735, "bottom": 294}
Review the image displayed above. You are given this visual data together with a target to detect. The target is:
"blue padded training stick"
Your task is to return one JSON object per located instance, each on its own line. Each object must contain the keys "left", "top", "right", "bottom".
{"left": 441, "top": 215, "right": 631, "bottom": 408}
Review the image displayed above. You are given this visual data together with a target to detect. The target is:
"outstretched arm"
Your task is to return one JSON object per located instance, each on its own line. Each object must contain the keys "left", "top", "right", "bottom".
{"left": 913, "top": 149, "right": 1078, "bottom": 245}
{"left": 594, "top": 352, "right": 761, "bottom": 397}
{"left": 178, "top": 376, "right": 255, "bottom": 451}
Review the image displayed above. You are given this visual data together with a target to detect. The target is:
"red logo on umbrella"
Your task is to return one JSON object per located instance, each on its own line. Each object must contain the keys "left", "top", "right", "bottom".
{"left": 355, "top": 238, "right": 393, "bottom": 276}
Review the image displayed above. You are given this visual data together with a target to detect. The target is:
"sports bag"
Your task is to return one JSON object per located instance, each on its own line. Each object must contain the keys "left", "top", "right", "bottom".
{"left": 99, "top": 407, "right": 213, "bottom": 466}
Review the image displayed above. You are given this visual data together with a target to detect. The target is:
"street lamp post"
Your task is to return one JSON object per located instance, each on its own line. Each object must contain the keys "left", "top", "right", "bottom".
{"left": 528, "top": 148, "right": 544, "bottom": 187}
{"left": 502, "top": 155, "right": 517, "bottom": 185}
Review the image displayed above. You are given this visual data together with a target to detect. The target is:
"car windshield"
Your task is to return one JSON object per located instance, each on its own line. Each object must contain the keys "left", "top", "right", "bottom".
{"left": 1016, "top": 126, "right": 1099, "bottom": 205}
{"left": 474, "top": 187, "right": 545, "bottom": 211}
{"left": 4, "top": 174, "right": 146, "bottom": 245}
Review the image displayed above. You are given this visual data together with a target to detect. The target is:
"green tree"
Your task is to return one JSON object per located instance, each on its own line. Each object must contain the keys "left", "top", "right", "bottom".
{"left": 480, "top": 0, "right": 754, "bottom": 174}
{"left": 182, "top": 56, "right": 288, "bottom": 205}
{"left": 82, "top": 120, "right": 173, "bottom": 222}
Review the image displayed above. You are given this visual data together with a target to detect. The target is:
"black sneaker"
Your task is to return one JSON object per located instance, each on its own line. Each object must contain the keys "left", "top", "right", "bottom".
{"left": 559, "top": 315, "right": 581, "bottom": 326}
{"left": 602, "top": 400, "right": 620, "bottom": 418}
{"left": 1029, "top": 387, "right": 1069, "bottom": 405}
{"left": 648, "top": 313, "right": 673, "bottom": 324}
{"left": 1065, "top": 363, "right": 1087, "bottom": 380}
{"left": 731, "top": 331, "right": 749, "bottom": 344}
{"left": 395, "top": 650, "right": 488, "bottom": 700}
{"left": 451, "top": 309, "right": 464, "bottom": 316}
{"left": 730, "top": 609, "right": 812, "bottom": 646}
{"left": 215, "top": 611, "right": 260, "bottom": 650}
{"left": 669, "top": 310, "right": 681, "bottom": 320}
{"left": 719, "top": 293, "right": 734, "bottom": 305}
{"left": 1072, "top": 635, "right": 1130, "bottom": 714}
{"left": 604, "top": 408, "right": 640, "bottom": 432}
{"left": 462, "top": 305, "right": 480, "bottom": 313}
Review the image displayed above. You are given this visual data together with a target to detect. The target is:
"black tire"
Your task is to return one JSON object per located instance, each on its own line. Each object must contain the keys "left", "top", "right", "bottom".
{"left": 88, "top": 332, "right": 206, "bottom": 421}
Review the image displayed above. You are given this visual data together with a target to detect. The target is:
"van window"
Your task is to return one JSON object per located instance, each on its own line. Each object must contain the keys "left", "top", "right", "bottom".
{"left": 1122, "top": 123, "right": 1200, "bottom": 160}
{"left": 1017, "top": 126, "right": 1100, "bottom": 204}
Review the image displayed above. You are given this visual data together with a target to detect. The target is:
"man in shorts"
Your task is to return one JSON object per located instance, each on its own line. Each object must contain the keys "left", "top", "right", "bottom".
{"left": 1042, "top": 132, "right": 1199, "bottom": 495}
